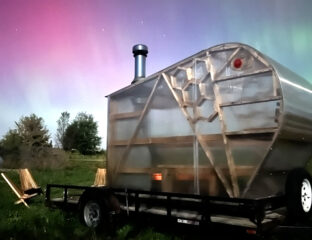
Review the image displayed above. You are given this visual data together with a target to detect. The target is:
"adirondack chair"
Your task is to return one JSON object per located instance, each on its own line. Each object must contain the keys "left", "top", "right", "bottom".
{"left": 1, "top": 169, "right": 42, "bottom": 208}
{"left": 19, "top": 169, "right": 42, "bottom": 195}
{"left": 58, "top": 168, "right": 106, "bottom": 202}
{"left": 92, "top": 168, "right": 106, "bottom": 187}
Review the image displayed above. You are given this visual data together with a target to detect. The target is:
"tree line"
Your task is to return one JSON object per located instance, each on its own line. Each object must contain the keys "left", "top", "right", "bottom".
{"left": 0, "top": 112, "right": 102, "bottom": 168}
{"left": 55, "top": 112, "right": 101, "bottom": 154}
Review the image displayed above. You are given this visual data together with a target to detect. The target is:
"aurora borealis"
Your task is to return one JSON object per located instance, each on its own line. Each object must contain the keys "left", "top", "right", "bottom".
{"left": 1, "top": 0, "right": 312, "bottom": 148}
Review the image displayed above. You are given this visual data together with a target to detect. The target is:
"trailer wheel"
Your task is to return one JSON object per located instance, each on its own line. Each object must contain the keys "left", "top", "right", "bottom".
{"left": 83, "top": 200, "right": 102, "bottom": 228}
{"left": 286, "top": 168, "right": 312, "bottom": 219}
{"left": 79, "top": 190, "right": 120, "bottom": 230}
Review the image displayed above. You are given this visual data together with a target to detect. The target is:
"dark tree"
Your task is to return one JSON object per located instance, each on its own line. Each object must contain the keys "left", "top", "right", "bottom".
{"left": 0, "top": 114, "right": 53, "bottom": 168}
{"left": 55, "top": 111, "right": 70, "bottom": 148}
{"left": 63, "top": 112, "right": 101, "bottom": 154}
{"left": 0, "top": 129, "right": 22, "bottom": 154}
{"left": 15, "top": 114, "right": 50, "bottom": 147}
{"left": 0, "top": 129, "right": 23, "bottom": 166}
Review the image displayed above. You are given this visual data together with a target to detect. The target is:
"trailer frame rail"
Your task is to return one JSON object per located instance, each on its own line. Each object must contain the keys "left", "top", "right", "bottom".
{"left": 46, "top": 183, "right": 287, "bottom": 234}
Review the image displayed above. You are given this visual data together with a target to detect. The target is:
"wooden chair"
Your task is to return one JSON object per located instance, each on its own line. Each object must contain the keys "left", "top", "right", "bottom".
{"left": 1, "top": 169, "right": 42, "bottom": 208}
{"left": 92, "top": 168, "right": 106, "bottom": 187}
{"left": 19, "top": 169, "right": 42, "bottom": 195}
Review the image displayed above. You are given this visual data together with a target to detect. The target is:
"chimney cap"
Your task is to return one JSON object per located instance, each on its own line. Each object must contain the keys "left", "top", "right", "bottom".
{"left": 133, "top": 44, "right": 148, "bottom": 56}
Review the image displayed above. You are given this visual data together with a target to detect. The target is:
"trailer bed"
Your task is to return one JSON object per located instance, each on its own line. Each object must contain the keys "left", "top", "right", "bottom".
{"left": 46, "top": 184, "right": 288, "bottom": 235}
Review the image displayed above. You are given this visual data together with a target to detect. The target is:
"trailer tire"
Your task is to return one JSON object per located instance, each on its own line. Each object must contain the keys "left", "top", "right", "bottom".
{"left": 286, "top": 168, "right": 312, "bottom": 220}
{"left": 78, "top": 190, "right": 120, "bottom": 231}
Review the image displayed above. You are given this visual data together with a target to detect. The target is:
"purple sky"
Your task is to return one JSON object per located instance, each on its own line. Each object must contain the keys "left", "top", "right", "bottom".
{"left": 1, "top": 0, "right": 312, "bottom": 148}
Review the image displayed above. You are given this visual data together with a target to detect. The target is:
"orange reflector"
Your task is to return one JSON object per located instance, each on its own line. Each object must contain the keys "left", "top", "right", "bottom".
{"left": 152, "top": 173, "right": 162, "bottom": 181}
{"left": 246, "top": 229, "right": 257, "bottom": 235}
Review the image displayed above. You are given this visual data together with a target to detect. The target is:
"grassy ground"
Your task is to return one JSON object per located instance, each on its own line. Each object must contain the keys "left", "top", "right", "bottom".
{"left": 1, "top": 154, "right": 312, "bottom": 239}
{"left": 0, "top": 154, "right": 181, "bottom": 240}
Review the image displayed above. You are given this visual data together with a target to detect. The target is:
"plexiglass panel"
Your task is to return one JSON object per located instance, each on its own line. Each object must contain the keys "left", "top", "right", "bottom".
{"left": 222, "top": 101, "right": 279, "bottom": 132}
{"left": 182, "top": 83, "right": 200, "bottom": 104}
{"left": 138, "top": 78, "right": 193, "bottom": 138}
{"left": 124, "top": 146, "right": 152, "bottom": 168}
{"left": 216, "top": 72, "right": 274, "bottom": 104}
{"left": 197, "top": 99, "right": 215, "bottom": 118}
{"left": 209, "top": 49, "right": 236, "bottom": 80}
{"left": 110, "top": 78, "right": 157, "bottom": 114}
{"left": 156, "top": 145, "right": 195, "bottom": 194}
{"left": 227, "top": 133, "right": 274, "bottom": 193}
{"left": 171, "top": 68, "right": 189, "bottom": 90}
{"left": 198, "top": 137, "right": 233, "bottom": 196}
{"left": 196, "top": 118, "right": 221, "bottom": 135}
{"left": 199, "top": 76, "right": 214, "bottom": 100}
{"left": 194, "top": 59, "right": 209, "bottom": 81}
{"left": 108, "top": 146, "right": 152, "bottom": 190}
{"left": 138, "top": 108, "right": 194, "bottom": 138}
{"left": 114, "top": 118, "right": 140, "bottom": 140}
{"left": 114, "top": 174, "right": 151, "bottom": 190}
{"left": 198, "top": 143, "right": 227, "bottom": 196}
{"left": 211, "top": 48, "right": 268, "bottom": 80}
{"left": 109, "top": 76, "right": 196, "bottom": 193}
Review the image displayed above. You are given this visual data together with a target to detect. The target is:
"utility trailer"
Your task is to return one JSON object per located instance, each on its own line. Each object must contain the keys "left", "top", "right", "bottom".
{"left": 46, "top": 42, "right": 312, "bottom": 236}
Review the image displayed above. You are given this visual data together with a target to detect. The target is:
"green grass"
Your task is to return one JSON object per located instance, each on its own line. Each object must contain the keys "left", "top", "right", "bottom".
{"left": 0, "top": 154, "right": 179, "bottom": 240}
{"left": 3, "top": 152, "right": 309, "bottom": 239}
{"left": 0, "top": 155, "right": 104, "bottom": 240}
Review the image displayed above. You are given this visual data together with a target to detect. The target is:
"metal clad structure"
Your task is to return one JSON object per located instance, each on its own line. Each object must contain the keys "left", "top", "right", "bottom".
{"left": 107, "top": 43, "right": 312, "bottom": 199}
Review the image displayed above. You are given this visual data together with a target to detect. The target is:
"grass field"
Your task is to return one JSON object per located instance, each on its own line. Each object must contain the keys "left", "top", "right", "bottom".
{"left": 0, "top": 154, "right": 178, "bottom": 240}
{"left": 1, "top": 154, "right": 312, "bottom": 240}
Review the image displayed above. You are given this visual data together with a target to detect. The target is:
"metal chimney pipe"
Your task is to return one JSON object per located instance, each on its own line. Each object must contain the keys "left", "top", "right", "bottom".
{"left": 132, "top": 44, "right": 148, "bottom": 84}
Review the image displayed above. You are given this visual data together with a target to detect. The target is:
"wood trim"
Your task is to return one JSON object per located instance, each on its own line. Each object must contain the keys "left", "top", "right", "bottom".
{"left": 110, "top": 111, "right": 142, "bottom": 120}
{"left": 110, "top": 134, "right": 223, "bottom": 146}
{"left": 219, "top": 96, "right": 281, "bottom": 108}
{"left": 209, "top": 47, "right": 239, "bottom": 54}
{"left": 207, "top": 111, "right": 218, "bottom": 122}
{"left": 225, "top": 128, "right": 277, "bottom": 136}
{"left": 214, "top": 68, "right": 272, "bottom": 83}
{"left": 117, "top": 165, "right": 255, "bottom": 177}
{"left": 213, "top": 74, "right": 240, "bottom": 197}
